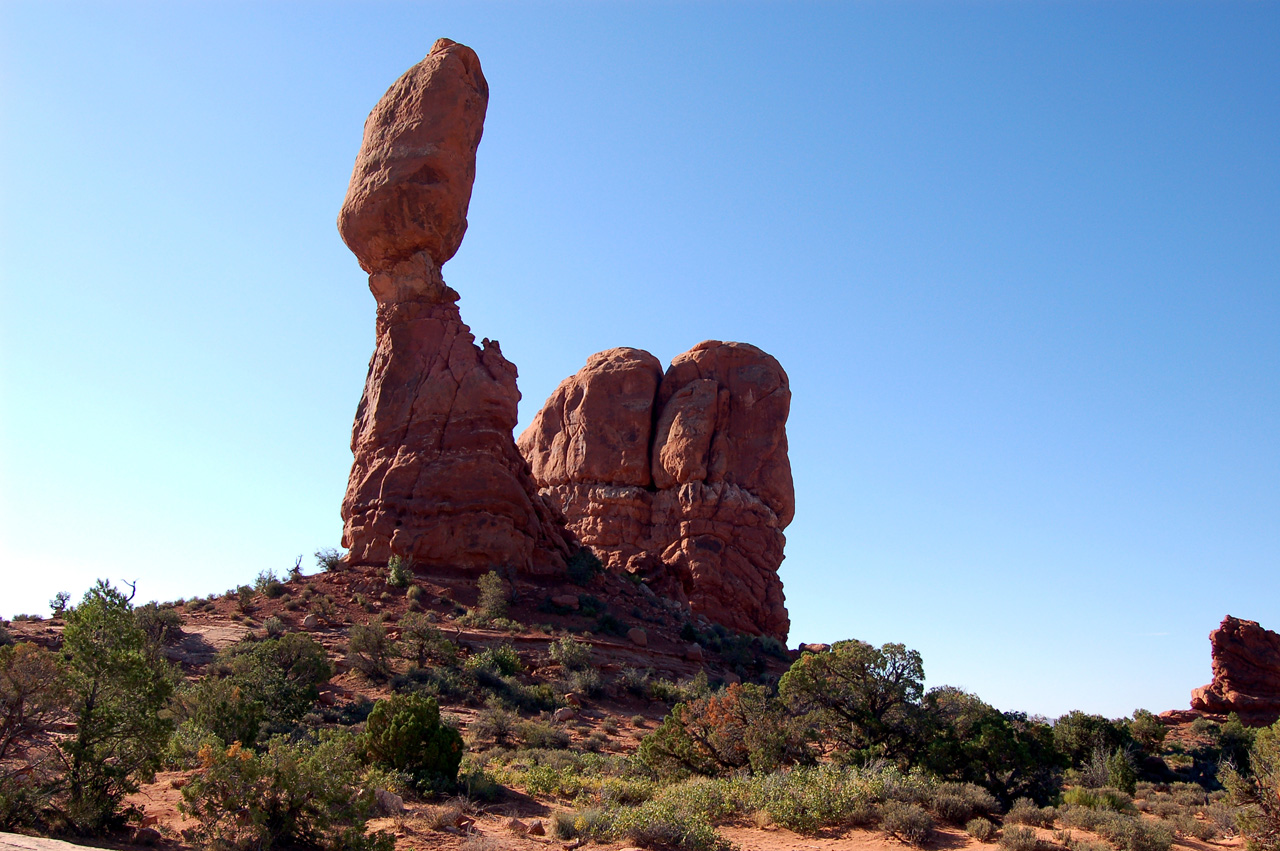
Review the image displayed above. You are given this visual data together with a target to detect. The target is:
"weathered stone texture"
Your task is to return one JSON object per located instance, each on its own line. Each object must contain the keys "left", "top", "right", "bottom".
{"left": 519, "top": 341, "right": 793, "bottom": 640}
{"left": 339, "top": 39, "right": 571, "bottom": 575}
{"left": 1191, "top": 615, "right": 1280, "bottom": 725}
{"left": 339, "top": 38, "right": 489, "bottom": 274}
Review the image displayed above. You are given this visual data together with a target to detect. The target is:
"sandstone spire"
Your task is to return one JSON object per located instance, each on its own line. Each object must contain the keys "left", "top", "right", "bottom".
{"left": 339, "top": 39, "right": 572, "bottom": 575}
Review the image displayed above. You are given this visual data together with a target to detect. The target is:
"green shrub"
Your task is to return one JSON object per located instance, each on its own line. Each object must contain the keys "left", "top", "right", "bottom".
{"left": 738, "top": 764, "right": 885, "bottom": 833}
{"left": 255, "top": 569, "right": 285, "bottom": 598}
{"left": 0, "top": 642, "right": 68, "bottom": 831}
{"left": 0, "top": 623, "right": 11, "bottom": 647}
{"left": 1226, "top": 719, "right": 1280, "bottom": 851}
{"left": 778, "top": 639, "right": 925, "bottom": 765}
{"left": 236, "top": 584, "right": 255, "bottom": 613}
{"left": 363, "top": 693, "right": 464, "bottom": 790}
{"left": 180, "top": 736, "right": 393, "bottom": 851}
{"left": 552, "top": 810, "right": 580, "bottom": 839}
{"left": 610, "top": 798, "right": 733, "bottom": 851}
{"left": 881, "top": 800, "right": 934, "bottom": 846}
{"left": 566, "top": 548, "right": 603, "bottom": 586}
{"left": 387, "top": 555, "right": 411, "bottom": 588}
{"left": 518, "top": 720, "right": 571, "bottom": 750}
{"left": 465, "top": 643, "right": 522, "bottom": 677}
{"left": 649, "top": 671, "right": 710, "bottom": 705}
{"left": 471, "top": 700, "right": 517, "bottom": 745}
{"left": 348, "top": 618, "right": 396, "bottom": 680}
{"left": 207, "top": 633, "right": 333, "bottom": 737}
{"left": 1059, "top": 803, "right": 1108, "bottom": 832}
{"left": 1108, "top": 750, "right": 1138, "bottom": 795}
{"left": 175, "top": 676, "right": 267, "bottom": 749}
{"left": 1220, "top": 713, "right": 1258, "bottom": 771}
{"left": 476, "top": 570, "right": 509, "bottom": 621}
{"left": 397, "top": 611, "right": 457, "bottom": 668}
{"left": 1062, "top": 786, "right": 1134, "bottom": 812}
{"left": 58, "top": 581, "right": 179, "bottom": 832}
{"left": 315, "top": 548, "right": 344, "bottom": 571}
{"left": 999, "top": 825, "right": 1041, "bottom": 851}
{"left": 619, "top": 667, "right": 653, "bottom": 696}
{"left": 1054, "top": 712, "right": 1132, "bottom": 769}
{"left": 1204, "top": 801, "right": 1238, "bottom": 835}
{"left": 1190, "top": 716, "right": 1218, "bottom": 737}
{"left": 561, "top": 666, "right": 603, "bottom": 698}
{"left": 923, "top": 686, "right": 1063, "bottom": 804}
{"left": 968, "top": 817, "right": 998, "bottom": 841}
{"left": 931, "top": 781, "right": 1000, "bottom": 825}
{"left": 1094, "top": 811, "right": 1174, "bottom": 851}
{"left": 637, "top": 683, "right": 809, "bottom": 780}
{"left": 1171, "top": 813, "right": 1218, "bottom": 841}
{"left": 595, "top": 612, "right": 626, "bottom": 636}
{"left": 263, "top": 615, "right": 286, "bottom": 637}
{"left": 1129, "top": 710, "right": 1168, "bottom": 755}
{"left": 549, "top": 636, "right": 591, "bottom": 670}
{"left": 1006, "top": 797, "right": 1057, "bottom": 827}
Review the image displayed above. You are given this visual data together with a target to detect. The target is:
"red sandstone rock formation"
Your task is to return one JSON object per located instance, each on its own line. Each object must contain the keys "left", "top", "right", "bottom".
{"left": 339, "top": 39, "right": 571, "bottom": 575}
{"left": 519, "top": 342, "right": 793, "bottom": 640}
{"left": 339, "top": 38, "right": 487, "bottom": 274}
{"left": 1190, "top": 615, "right": 1280, "bottom": 725}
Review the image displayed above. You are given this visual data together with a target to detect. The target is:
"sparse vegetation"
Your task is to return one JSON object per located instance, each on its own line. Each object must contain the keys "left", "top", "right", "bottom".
{"left": 0, "top": 571, "right": 1257, "bottom": 851}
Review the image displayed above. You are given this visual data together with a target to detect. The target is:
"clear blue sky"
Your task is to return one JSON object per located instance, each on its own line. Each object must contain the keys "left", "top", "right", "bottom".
{"left": 2, "top": 2, "right": 1276, "bottom": 720}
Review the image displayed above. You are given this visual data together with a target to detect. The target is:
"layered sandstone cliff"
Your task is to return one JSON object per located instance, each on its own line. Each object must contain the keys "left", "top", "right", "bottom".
{"left": 1190, "top": 615, "right": 1280, "bottom": 725}
{"left": 519, "top": 342, "right": 794, "bottom": 640}
{"left": 339, "top": 39, "right": 572, "bottom": 575}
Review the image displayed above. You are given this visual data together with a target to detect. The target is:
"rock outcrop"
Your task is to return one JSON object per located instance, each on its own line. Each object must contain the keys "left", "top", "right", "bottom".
{"left": 339, "top": 39, "right": 572, "bottom": 575}
{"left": 1190, "top": 615, "right": 1280, "bottom": 725}
{"left": 519, "top": 341, "right": 793, "bottom": 640}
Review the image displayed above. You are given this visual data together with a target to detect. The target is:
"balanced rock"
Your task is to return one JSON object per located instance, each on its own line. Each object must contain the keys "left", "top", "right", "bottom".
{"left": 339, "top": 38, "right": 488, "bottom": 274}
{"left": 520, "top": 341, "right": 793, "bottom": 640}
{"left": 1191, "top": 615, "right": 1280, "bottom": 725}
{"left": 338, "top": 40, "right": 573, "bottom": 575}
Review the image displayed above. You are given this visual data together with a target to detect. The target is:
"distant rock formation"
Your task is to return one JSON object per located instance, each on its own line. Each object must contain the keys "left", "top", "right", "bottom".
{"left": 520, "top": 341, "right": 794, "bottom": 640}
{"left": 1190, "top": 615, "right": 1280, "bottom": 725}
{"left": 339, "top": 39, "right": 572, "bottom": 575}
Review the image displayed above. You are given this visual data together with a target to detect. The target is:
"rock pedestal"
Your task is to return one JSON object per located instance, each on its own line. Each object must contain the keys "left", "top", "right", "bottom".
{"left": 339, "top": 39, "right": 571, "bottom": 574}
